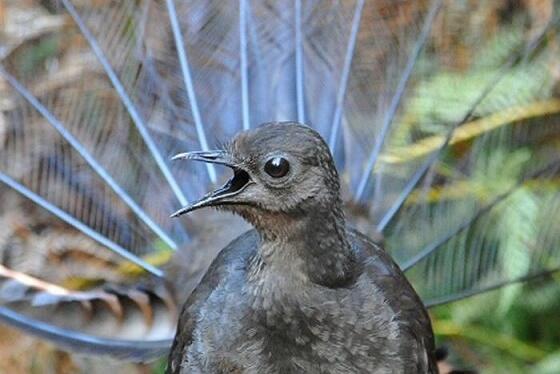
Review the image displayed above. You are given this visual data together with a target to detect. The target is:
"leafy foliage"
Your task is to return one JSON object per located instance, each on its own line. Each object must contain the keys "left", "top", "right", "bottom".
{"left": 393, "top": 7, "right": 560, "bottom": 371}
{"left": 0, "top": 0, "right": 559, "bottom": 372}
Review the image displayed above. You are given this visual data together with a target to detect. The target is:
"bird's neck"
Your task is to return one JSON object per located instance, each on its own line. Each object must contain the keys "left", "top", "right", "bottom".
{"left": 249, "top": 201, "right": 359, "bottom": 288}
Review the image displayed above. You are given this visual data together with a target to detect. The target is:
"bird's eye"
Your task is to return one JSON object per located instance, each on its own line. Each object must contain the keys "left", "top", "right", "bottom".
{"left": 264, "top": 157, "right": 290, "bottom": 178}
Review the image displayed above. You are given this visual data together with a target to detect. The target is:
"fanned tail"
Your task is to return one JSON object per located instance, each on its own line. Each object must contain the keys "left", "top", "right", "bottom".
{"left": 0, "top": 0, "right": 559, "bottom": 362}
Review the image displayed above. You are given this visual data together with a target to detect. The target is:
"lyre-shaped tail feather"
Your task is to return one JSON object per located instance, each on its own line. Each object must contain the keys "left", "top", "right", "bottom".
{"left": 0, "top": 0, "right": 559, "bottom": 360}
{"left": 0, "top": 307, "right": 171, "bottom": 361}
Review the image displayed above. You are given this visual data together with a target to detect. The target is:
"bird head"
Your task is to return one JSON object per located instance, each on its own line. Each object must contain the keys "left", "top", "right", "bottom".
{"left": 171, "top": 122, "right": 341, "bottom": 224}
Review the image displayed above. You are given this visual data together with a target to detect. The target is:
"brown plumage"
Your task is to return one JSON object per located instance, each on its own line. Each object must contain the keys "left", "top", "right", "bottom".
{"left": 168, "top": 123, "right": 437, "bottom": 373}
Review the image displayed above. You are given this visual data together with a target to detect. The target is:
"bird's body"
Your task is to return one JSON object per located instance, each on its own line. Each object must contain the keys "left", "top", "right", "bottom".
{"left": 170, "top": 230, "right": 436, "bottom": 373}
{"left": 168, "top": 123, "right": 436, "bottom": 373}
{"left": 1, "top": 2, "right": 559, "bottom": 372}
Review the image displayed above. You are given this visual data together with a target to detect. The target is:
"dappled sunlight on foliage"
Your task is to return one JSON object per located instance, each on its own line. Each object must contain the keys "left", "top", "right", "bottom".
{"left": 0, "top": 0, "right": 559, "bottom": 372}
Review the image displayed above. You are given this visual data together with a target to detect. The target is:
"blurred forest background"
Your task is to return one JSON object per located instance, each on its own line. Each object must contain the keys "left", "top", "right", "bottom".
{"left": 1, "top": 0, "right": 560, "bottom": 373}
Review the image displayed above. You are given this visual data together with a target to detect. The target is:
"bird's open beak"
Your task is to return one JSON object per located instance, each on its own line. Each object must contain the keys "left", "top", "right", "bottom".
{"left": 170, "top": 150, "right": 252, "bottom": 217}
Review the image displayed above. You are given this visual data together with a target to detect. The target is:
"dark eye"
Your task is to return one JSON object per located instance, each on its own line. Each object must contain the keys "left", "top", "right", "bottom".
{"left": 264, "top": 157, "right": 290, "bottom": 178}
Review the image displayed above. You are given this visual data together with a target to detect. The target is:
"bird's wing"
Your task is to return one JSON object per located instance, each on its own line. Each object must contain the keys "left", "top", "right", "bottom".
{"left": 349, "top": 229, "right": 438, "bottom": 373}
{"left": 0, "top": 0, "right": 559, "bottom": 358}
{"left": 167, "top": 230, "right": 258, "bottom": 373}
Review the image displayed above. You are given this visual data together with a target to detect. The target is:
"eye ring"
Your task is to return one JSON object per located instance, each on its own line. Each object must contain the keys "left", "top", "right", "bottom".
{"left": 264, "top": 156, "right": 290, "bottom": 178}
